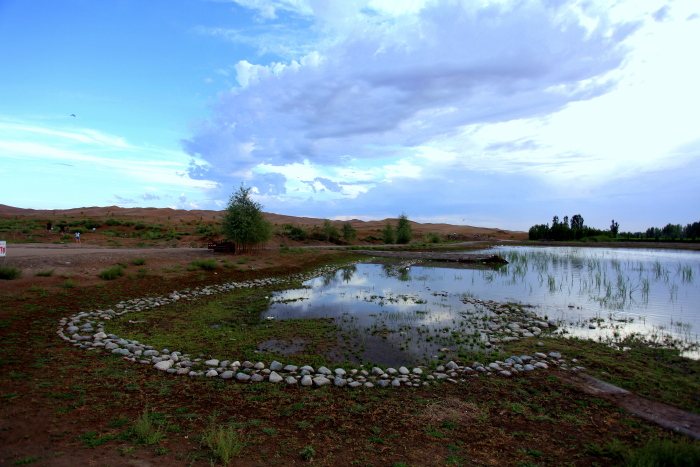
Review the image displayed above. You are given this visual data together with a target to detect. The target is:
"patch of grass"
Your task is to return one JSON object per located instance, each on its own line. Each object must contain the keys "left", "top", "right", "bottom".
{"left": 623, "top": 438, "right": 700, "bottom": 466}
{"left": 13, "top": 457, "right": 41, "bottom": 465}
{"left": 133, "top": 410, "right": 165, "bottom": 445}
{"left": 201, "top": 424, "right": 246, "bottom": 465}
{"left": 98, "top": 266, "right": 124, "bottom": 280}
{"left": 35, "top": 269, "right": 55, "bottom": 277}
{"left": 299, "top": 444, "right": 315, "bottom": 461}
{"left": 131, "top": 257, "right": 146, "bottom": 266}
{"left": 0, "top": 265, "right": 22, "bottom": 280}
{"left": 61, "top": 279, "right": 77, "bottom": 288}
{"left": 188, "top": 258, "right": 219, "bottom": 271}
{"left": 77, "top": 430, "right": 118, "bottom": 448}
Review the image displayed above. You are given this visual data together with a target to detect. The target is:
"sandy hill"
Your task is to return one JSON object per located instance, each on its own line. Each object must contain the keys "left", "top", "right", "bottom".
{"left": 0, "top": 204, "right": 527, "bottom": 240}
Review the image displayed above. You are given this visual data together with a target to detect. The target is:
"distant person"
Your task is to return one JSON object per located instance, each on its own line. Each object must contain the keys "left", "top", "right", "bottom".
{"left": 46, "top": 221, "right": 52, "bottom": 231}
{"left": 75, "top": 231, "right": 81, "bottom": 243}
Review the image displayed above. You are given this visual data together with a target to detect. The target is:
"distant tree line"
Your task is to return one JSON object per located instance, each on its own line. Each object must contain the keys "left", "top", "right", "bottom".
{"left": 529, "top": 214, "right": 700, "bottom": 242}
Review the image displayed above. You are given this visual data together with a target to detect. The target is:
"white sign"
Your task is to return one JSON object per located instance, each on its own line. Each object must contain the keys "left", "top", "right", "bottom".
{"left": 0, "top": 241, "right": 5, "bottom": 257}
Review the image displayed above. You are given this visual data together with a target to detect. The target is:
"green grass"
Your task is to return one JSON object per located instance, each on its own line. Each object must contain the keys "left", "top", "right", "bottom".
{"left": 501, "top": 336, "right": 700, "bottom": 414}
{"left": 61, "top": 279, "right": 77, "bottom": 288}
{"left": 98, "top": 266, "right": 125, "bottom": 280}
{"left": 35, "top": 269, "right": 55, "bottom": 277}
{"left": 623, "top": 437, "right": 700, "bottom": 466}
{"left": 201, "top": 424, "right": 246, "bottom": 465}
{"left": 0, "top": 265, "right": 22, "bottom": 280}
{"left": 133, "top": 410, "right": 165, "bottom": 445}
{"left": 131, "top": 257, "right": 147, "bottom": 266}
{"left": 187, "top": 258, "right": 219, "bottom": 271}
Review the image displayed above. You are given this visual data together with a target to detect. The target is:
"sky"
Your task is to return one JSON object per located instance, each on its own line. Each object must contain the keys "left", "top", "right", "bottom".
{"left": 0, "top": 0, "right": 698, "bottom": 232}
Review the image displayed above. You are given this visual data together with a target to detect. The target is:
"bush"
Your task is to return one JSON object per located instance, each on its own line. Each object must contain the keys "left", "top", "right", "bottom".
{"left": 84, "top": 220, "right": 101, "bottom": 229}
{"left": 0, "top": 266, "right": 22, "bottom": 280}
{"left": 105, "top": 218, "right": 122, "bottom": 226}
{"left": 36, "top": 269, "right": 55, "bottom": 277}
{"left": 98, "top": 266, "right": 125, "bottom": 280}
{"left": 131, "top": 258, "right": 146, "bottom": 266}
{"left": 202, "top": 424, "right": 246, "bottom": 464}
{"left": 425, "top": 232, "right": 442, "bottom": 243}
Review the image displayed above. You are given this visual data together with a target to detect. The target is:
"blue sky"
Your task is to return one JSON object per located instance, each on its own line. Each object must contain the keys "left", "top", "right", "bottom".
{"left": 1, "top": 0, "right": 698, "bottom": 232}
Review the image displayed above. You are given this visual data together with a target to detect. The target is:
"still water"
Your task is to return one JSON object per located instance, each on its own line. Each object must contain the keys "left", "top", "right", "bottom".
{"left": 264, "top": 246, "right": 700, "bottom": 364}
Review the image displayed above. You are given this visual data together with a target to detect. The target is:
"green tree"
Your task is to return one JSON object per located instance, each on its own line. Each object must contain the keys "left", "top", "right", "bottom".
{"left": 396, "top": 212, "right": 413, "bottom": 244}
{"left": 382, "top": 221, "right": 396, "bottom": 244}
{"left": 610, "top": 219, "right": 619, "bottom": 238}
{"left": 322, "top": 219, "right": 340, "bottom": 242}
{"left": 341, "top": 222, "right": 357, "bottom": 243}
{"left": 220, "top": 185, "right": 272, "bottom": 253}
{"left": 570, "top": 214, "right": 584, "bottom": 230}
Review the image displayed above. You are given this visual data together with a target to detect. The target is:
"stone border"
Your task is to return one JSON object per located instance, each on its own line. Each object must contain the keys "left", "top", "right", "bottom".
{"left": 57, "top": 262, "right": 585, "bottom": 388}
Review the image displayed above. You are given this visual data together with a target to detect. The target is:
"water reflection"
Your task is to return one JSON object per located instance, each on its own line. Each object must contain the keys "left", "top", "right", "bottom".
{"left": 264, "top": 247, "right": 700, "bottom": 364}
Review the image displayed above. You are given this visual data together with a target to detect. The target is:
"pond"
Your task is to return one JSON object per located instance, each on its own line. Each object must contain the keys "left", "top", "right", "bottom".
{"left": 263, "top": 246, "right": 700, "bottom": 365}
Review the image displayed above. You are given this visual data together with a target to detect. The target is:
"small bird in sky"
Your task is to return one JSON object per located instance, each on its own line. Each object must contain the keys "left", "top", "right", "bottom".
{"left": 70, "top": 114, "right": 76, "bottom": 117}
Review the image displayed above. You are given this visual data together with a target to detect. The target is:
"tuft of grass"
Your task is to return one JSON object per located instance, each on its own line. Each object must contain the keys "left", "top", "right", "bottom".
{"left": 131, "top": 257, "right": 146, "bottom": 266}
{"left": 201, "top": 424, "right": 246, "bottom": 465}
{"left": 98, "top": 266, "right": 124, "bottom": 280}
{"left": 61, "top": 279, "right": 76, "bottom": 288}
{"left": 299, "top": 445, "right": 315, "bottom": 461}
{"left": 0, "top": 265, "right": 22, "bottom": 280}
{"left": 188, "top": 258, "right": 219, "bottom": 271}
{"left": 36, "top": 269, "right": 55, "bottom": 277}
{"left": 133, "top": 410, "right": 165, "bottom": 445}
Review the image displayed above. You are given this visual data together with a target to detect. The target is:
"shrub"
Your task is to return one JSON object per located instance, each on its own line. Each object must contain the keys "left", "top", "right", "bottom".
{"left": 105, "top": 218, "right": 122, "bottom": 226}
{"left": 0, "top": 266, "right": 21, "bottom": 280}
{"left": 84, "top": 220, "right": 101, "bottom": 229}
{"left": 131, "top": 258, "right": 146, "bottom": 266}
{"left": 61, "top": 279, "right": 77, "bottom": 288}
{"left": 425, "top": 232, "right": 442, "bottom": 244}
{"left": 98, "top": 266, "right": 124, "bottom": 280}
{"left": 133, "top": 411, "right": 165, "bottom": 445}
{"left": 36, "top": 269, "right": 55, "bottom": 277}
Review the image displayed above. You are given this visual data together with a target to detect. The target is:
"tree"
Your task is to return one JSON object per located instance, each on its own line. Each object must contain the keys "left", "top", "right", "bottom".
{"left": 570, "top": 214, "right": 584, "bottom": 230}
{"left": 322, "top": 219, "right": 340, "bottom": 242}
{"left": 396, "top": 212, "right": 413, "bottom": 244}
{"left": 341, "top": 222, "right": 357, "bottom": 244}
{"left": 220, "top": 184, "right": 272, "bottom": 253}
{"left": 610, "top": 220, "right": 619, "bottom": 238}
{"left": 382, "top": 222, "right": 396, "bottom": 244}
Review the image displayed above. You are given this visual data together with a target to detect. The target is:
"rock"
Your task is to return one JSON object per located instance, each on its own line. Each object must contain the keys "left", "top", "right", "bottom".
{"left": 269, "top": 372, "right": 283, "bottom": 383}
{"left": 283, "top": 365, "right": 298, "bottom": 372}
{"left": 285, "top": 376, "right": 298, "bottom": 385}
{"left": 334, "top": 368, "right": 346, "bottom": 376}
{"left": 534, "top": 362, "right": 548, "bottom": 369}
{"left": 398, "top": 366, "right": 409, "bottom": 375}
{"left": 300, "top": 365, "right": 315, "bottom": 373}
{"left": 236, "top": 372, "right": 251, "bottom": 381}
{"left": 313, "top": 376, "right": 331, "bottom": 387}
{"left": 270, "top": 361, "right": 283, "bottom": 371}
{"left": 220, "top": 371, "right": 235, "bottom": 379}
{"left": 412, "top": 367, "right": 423, "bottom": 375}
{"left": 548, "top": 352, "right": 562, "bottom": 359}
{"left": 498, "top": 370, "right": 512, "bottom": 377}
{"left": 348, "top": 381, "right": 362, "bottom": 388}
{"left": 205, "top": 359, "right": 220, "bottom": 367}
{"left": 334, "top": 377, "right": 347, "bottom": 387}
{"left": 534, "top": 352, "right": 547, "bottom": 359}
{"left": 317, "top": 366, "right": 332, "bottom": 375}
{"left": 364, "top": 382, "right": 374, "bottom": 388}
{"left": 391, "top": 379, "right": 402, "bottom": 387}
{"left": 377, "top": 380, "right": 391, "bottom": 388}
{"left": 154, "top": 360, "right": 173, "bottom": 371}
{"left": 301, "top": 375, "right": 313, "bottom": 386}
{"left": 488, "top": 362, "right": 502, "bottom": 371}
{"left": 445, "top": 361, "right": 459, "bottom": 370}
{"left": 206, "top": 369, "right": 219, "bottom": 377}
{"left": 371, "top": 367, "right": 384, "bottom": 376}
{"left": 250, "top": 374, "right": 265, "bottom": 383}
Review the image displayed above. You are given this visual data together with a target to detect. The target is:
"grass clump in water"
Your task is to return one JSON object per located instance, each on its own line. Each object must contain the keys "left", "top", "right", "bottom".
{"left": 0, "top": 266, "right": 22, "bottom": 280}
{"left": 98, "top": 266, "right": 124, "bottom": 280}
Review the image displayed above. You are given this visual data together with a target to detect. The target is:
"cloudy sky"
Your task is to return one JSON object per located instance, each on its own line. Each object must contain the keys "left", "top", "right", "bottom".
{"left": 1, "top": 0, "right": 698, "bottom": 232}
